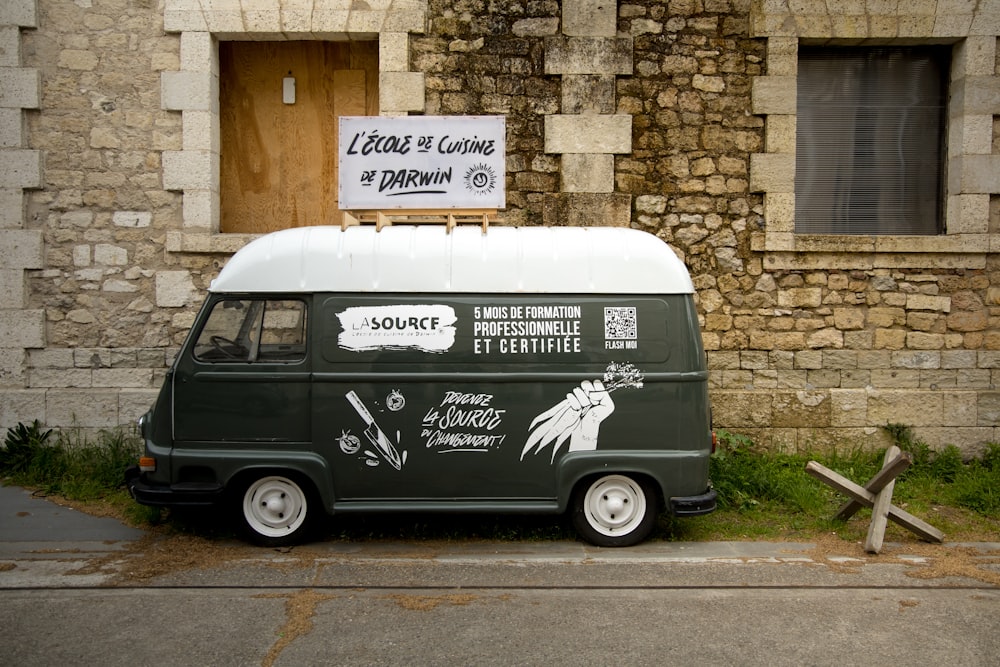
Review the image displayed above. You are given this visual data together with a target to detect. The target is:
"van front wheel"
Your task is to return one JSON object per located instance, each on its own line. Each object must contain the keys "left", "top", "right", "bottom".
{"left": 238, "top": 474, "right": 313, "bottom": 547}
{"left": 571, "top": 474, "right": 658, "bottom": 547}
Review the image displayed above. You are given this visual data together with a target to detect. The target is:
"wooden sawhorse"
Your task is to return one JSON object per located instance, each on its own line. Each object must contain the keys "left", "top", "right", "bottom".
{"left": 805, "top": 445, "right": 944, "bottom": 554}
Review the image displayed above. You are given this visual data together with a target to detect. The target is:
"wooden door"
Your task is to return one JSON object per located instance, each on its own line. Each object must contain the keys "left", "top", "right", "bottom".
{"left": 219, "top": 41, "right": 379, "bottom": 234}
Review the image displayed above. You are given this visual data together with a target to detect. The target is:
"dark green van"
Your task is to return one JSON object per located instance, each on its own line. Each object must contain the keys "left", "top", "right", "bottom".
{"left": 126, "top": 225, "right": 716, "bottom": 547}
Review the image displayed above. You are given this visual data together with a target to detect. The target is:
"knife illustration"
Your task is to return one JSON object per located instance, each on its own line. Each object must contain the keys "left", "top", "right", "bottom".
{"left": 345, "top": 390, "right": 403, "bottom": 470}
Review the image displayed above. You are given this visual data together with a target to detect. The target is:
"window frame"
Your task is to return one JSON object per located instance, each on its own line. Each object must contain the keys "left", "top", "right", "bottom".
{"left": 749, "top": 12, "right": 997, "bottom": 270}
{"left": 192, "top": 297, "right": 308, "bottom": 365}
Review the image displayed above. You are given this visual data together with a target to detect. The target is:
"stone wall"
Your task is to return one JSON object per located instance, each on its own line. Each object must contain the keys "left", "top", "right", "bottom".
{"left": 1, "top": 0, "right": 998, "bottom": 455}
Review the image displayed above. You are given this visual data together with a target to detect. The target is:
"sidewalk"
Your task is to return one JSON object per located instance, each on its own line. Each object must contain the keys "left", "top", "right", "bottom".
{"left": 2, "top": 482, "right": 998, "bottom": 590}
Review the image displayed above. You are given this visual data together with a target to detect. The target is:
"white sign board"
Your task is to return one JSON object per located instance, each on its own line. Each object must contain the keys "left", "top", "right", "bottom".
{"left": 339, "top": 116, "right": 505, "bottom": 210}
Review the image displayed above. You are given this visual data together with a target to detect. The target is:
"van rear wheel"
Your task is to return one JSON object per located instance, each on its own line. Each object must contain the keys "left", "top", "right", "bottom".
{"left": 571, "top": 474, "right": 658, "bottom": 547}
{"left": 237, "top": 474, "right": 313, "bottom": 547}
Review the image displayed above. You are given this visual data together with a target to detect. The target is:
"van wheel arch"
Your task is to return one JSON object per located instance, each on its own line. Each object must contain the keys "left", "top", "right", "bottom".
{"left": 229, "top": 468, "right": 320, "bottom": 547}
{"left": 570, "top": 472, "right": 660, "bottom": 548}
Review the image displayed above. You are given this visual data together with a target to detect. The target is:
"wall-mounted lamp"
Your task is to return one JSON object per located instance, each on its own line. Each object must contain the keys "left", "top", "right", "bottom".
{"left": 283, "top": 72, "right": 296, "bottom": 105}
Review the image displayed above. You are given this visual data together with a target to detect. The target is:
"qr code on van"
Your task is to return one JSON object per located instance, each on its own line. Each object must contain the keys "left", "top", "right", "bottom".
{"left": 604, "top": 307, "right": 637, "bottom": 340}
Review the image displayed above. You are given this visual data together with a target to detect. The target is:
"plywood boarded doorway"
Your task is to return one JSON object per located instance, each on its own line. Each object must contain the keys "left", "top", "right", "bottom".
{"left": 219, "top": 41, "right": 379, "bottom": 234}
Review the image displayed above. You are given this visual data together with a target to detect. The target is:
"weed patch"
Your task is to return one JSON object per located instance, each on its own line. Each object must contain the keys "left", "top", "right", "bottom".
{"left": 701, "top": 425, "right": 1000, "bottom": 542}
{"left": 1, "top": 421, "right": 143, "bottom": 512}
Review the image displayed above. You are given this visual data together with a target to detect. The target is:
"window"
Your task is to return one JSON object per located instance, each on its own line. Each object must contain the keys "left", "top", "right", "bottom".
{"left": 795, "top": 46, "right": 950, "bottom": 235}
{"left": 194, "top": 299, "right": 307, "bottom": 363}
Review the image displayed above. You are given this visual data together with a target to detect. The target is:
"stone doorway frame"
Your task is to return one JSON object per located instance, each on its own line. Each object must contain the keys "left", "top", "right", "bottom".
{"left": 160, "top": 0, "right": 427, "bottom": 254}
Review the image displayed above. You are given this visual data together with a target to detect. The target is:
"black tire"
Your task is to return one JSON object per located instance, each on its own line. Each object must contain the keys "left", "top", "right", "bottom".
{"left": 571, "top": 474, "right": 659, "bottom": 547}
{"left": 236, "top": 473, "right": 315, "bottom": 547}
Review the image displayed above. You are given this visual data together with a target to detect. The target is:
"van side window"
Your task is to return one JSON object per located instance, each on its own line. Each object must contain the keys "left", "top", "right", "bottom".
{"left": 193, "top": 299, "right": 307, "bottom": 363}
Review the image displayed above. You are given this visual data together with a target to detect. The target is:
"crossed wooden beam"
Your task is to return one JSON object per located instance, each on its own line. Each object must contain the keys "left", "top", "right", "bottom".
{"left": 805, "top": 445, "right": 944, "bottom": 554}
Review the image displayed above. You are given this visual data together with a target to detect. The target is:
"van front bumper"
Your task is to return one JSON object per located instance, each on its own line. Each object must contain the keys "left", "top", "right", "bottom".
{"left": 125, "top": 465, "right": 224, "bottom": 507}
{"left": 669, "top": 488, "right": 718, "bottom": 516}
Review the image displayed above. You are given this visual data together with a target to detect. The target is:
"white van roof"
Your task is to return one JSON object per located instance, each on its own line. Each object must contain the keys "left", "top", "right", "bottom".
{"left": 210, "top": 225, "right": 694, "bottom": 295}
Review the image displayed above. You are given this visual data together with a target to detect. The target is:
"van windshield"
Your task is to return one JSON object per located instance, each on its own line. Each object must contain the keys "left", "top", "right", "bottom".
{"left": 193, "top": 298, "right": 307, "bottom": 363}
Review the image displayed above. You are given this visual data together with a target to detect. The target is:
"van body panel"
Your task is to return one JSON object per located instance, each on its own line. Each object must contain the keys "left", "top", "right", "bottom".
{"left": 127, "top": 226, "right": 716, "bottom": 546}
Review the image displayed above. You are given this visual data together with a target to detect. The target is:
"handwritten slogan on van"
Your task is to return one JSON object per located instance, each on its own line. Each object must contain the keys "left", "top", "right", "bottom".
{"left": 339, "top": 116, "right": 506, "bottom": 209}
{"left": 421, "top": 391, "right": 507, "bottom": 453}
{"left": 472, "top": 304, "right": 583, "bottom": 355}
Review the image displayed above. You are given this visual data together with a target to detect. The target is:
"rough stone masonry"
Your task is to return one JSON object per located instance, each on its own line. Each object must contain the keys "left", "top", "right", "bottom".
{"left": 1, "top": 0, "right": 998, "bottom": 455}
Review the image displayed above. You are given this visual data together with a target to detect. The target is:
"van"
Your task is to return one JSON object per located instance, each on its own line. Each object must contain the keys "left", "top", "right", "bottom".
{"left": 126, "top": 225, "right": 716, "bottom": 547}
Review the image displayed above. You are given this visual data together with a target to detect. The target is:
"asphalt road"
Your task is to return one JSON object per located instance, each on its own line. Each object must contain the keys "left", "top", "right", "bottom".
{"left": 1, "top": 484, "right": 998, "bottom": 666}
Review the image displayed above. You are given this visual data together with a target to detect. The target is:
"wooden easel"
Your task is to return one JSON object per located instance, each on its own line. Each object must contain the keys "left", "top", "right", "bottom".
{"left": 805, "top": 445, "right": 944, "bottom": 554}
{"left": 341, "top": 209, "right": 496, "bottom": 233}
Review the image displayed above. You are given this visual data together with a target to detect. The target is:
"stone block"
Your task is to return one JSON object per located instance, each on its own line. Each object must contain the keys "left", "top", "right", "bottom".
{"left": 0, "top": 0, "right": 37, "bottom": 28}
{"left": 710, "top": 390, "right": 773, "bottom": 427}
{"left": 544, "top": 37, "right": 633, "bottom": 76}
{"left": 379, "top": 32, "right": 409, "bottom": 72}
{"left": 378, "top": 71, "right": 425, "bottom": 112}
{"left": 380, "top": 9, "right": 426, "bottom": 34}
{"left": 957, "top": 76, "right": 1000, "bottom": 118}
{"left": 180, "top": 32, "right": 219, "bottom": 76}
{"left": 161, "top": 70, "right": 217, "bottom": 112}
{"left": 155, "top": 270, "right": 196, "bottom": 307}
{"left": 93, "top": 368, "right": 154, "bottom": 388}
{"left": 203, "top": 11, "right": 246, "bottom": 36}
{"left": 978, "top": 391, "right": 1000, "bottom": 426}
{"left": 969, "top": 11, "right": 1000, "bottom": 36}
{"left": 0, "top": 67, "right": 39, "bottom": 109}
{"left": 0, "top": 308, "right": 44, "bottom": 347}
{"left": 560, "top": 193, "right": 631, "bottom": 228}
{"left": 561, "top": 153, "right": 613, "bottom": 193}
{"left": 940, "top": 390, "right": 978, "bottom": 427}
{"left": 344, "top": 9, "right": 382, "bottom": 35}
{"left": 777, "top": 287, "right": 822, "bottom": 308}
{"left": 868, "top": 389, "right": 943, "bottom": 427}
{"left": 952, "top": 35, "right": 1000, "bottom": 79}
{"left": 0, "top": 390, "right": 46, "bottom": 430}
{"left": 113, "top": 211, "right": 153, "bottom": 228}
{"left": 563, "top": 0, "right": 617, "bottom": 37}
{"left": 945, "top": 194, "right": 989, "bottom": 234}
{"left": 162, "top": 150, "right": 218, "bottom": 191}
{"left": 310, "top": 10, "right": 352, "bottom": 37}
{"left": 29, "top": 368, "right": 92, "bottom": 388}
{"left": 749, "top": 153, "right": 794, "bottom": 193}
{"left": 562, "top": 75, "right": 616, "bottom": 114}
{"left": 242, "top": 10, "right": 282, "bottom": 34}
{"left": 751, "top": 76, "right": 796, "bottom": 115}
{"left": 0, "top": 229, "right": 42, "bottom": 269}
{"left": 513, "top": 18, "right": 560, "bottom": 37}
{"left": 771, "top": 390, "right": 830, "bottom": 427}
{"left": 0, "top": 267, "right": 22, "bottom": 308}
{"left": 949, "top": 155, "right": 1000, "bottom": 194}
{"left": 933, "top": 14, "right": 974, "bottom": 38}
{"left": 94, "top": 244, "right": 128, "bottom": 266}
{"left": 182, "top": 189, "right": 220, "bottom": 231}
{"left": 0, "top": 188, "right": 20, "bottom": 228}
{"left": 0, "top": 148, "right": 41, "bottom": 188}
{"left": 45, "top": 389, "right": 120, "bottom": 428}
{"left": 29, "top": 348, "right": 74, "bottom": 369}
{"left": 182, "top": 110, "right": 218, "bottom": 152}
{"left": 0, "top": 346, "right": 24, "bottom": 386}
{"left": 906, "top": 294, "right": 951, "bottom": 313}
{"left": 545, "top": 115, "right": 632, "bottom": 154}
{"left": 764, "top": 115, "right": 795, "bottom": 154}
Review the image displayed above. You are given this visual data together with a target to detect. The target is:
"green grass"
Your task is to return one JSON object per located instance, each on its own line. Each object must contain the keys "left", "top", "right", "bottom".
{"left": 2, "top": 420, "right": 998, "bottom": 543}
{"left": 686, "top": 425, "right": 1000, "bottom": 543}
